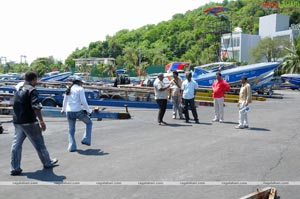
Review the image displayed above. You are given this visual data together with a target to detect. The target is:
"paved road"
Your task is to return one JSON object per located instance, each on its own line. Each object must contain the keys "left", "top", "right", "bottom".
{"left": 0, "top": 90, "right": 299, "bottom": 199}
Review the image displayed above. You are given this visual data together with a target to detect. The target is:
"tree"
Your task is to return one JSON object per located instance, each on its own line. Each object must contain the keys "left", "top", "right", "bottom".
{"left": 277, "top": 36, "right": 300, "bottom": 74}
{"left": 136, "top": 62, "right": 149, "bottom": 77}
{"left": 250, "top": 37, "right": 291, "bottom": 63}
{"left": 103, "top": 63, "right": 116, "bottom": 78}
{"left": 122, "top": 47, "right": 138, "bottom": 75}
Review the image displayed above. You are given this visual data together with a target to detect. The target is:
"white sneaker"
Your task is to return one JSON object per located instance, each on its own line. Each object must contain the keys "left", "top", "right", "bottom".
{"left": 235, "top": 125, "right": 244, "bottom": 129}
{"left": 172, "top": 115, "right": 176, "bottom": 119}
{"left": 219, "top": 120, "right": 224, "bottom": 123}
{"left": 212, "top": 118, "right": 219, "bottom": 122}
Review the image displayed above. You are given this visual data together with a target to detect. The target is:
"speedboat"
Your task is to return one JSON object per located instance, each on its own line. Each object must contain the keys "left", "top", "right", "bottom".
{"left": 281, "top": 74, "right": 300, "bottom": 86}
{"left": 192, "top": 62, "right": 281, "bottom": 87}
{"left": 196, "top": 62, "right": 237, "bottom": 72}
{"left": 280, "top": 74, "right": 300, "bottom": 90}
{"left": 40, "top": 72, "right": 72, "bottom": 82}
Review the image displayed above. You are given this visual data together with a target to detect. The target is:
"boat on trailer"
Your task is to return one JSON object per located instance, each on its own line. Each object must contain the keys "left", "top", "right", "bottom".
{"left": 281, "top": 73, "right": 300, "bottom": 88}
{"left": 192, "top": 62, "right": 281, "bottom": 87}
{"left": 40, "top": 72, "right": 72, "bottom": 82}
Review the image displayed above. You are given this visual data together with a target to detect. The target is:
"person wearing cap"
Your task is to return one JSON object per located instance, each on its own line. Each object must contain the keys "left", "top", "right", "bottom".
{"left": 168, "top": 70, "right": 184, "bottom": 119}
{"left": 181, "top": 71, "right": 199, "bottom": 124}
{"left": 212, "top": 72, "right": 230, "bottom": 123}
{"left": 61, "top": 76, "right": 93, "bottom": 152}
{"left": 154, "top": 73, "right": 170, "bottom": 125}
{"left": 10, "top": 71, "right": 58, "bottom": 176}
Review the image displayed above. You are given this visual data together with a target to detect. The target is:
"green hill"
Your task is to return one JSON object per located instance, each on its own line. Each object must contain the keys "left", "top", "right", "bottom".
{"left": 65, "top": 0, "right": 300, "bottom": 74}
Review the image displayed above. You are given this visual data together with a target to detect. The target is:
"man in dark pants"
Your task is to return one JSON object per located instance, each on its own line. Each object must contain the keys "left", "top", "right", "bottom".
{"left": 181, "top": 72, "right": 199, "bottom": 124}
{"left": 153, "top": 73, "right": 170, "bottom": 125}
{"left": 10, "top": 71, "right": 58, "bottom": 176}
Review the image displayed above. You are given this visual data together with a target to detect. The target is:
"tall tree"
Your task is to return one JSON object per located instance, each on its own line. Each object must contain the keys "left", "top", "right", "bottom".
{"left": 122, "top": 47, "right": 138, "bottom": 75}
{"left": 278, "top": 36, "right": 300, "bottom": 74}
{"left": 250, "top": 37, "right": 291, "bottom": 62}
{"left": 103, "top": 63, "right": 117, "bottom": 78}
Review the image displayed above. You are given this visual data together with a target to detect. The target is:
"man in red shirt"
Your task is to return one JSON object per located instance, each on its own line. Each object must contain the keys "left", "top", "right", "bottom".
{"left": 212, "top": 72, "right": 230, "bottom": 123}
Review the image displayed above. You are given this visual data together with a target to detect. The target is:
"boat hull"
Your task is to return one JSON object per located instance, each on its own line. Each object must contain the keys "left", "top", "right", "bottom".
{"left": 193, "top": 62, "right": 280, "bottom": 87}
{"left": 281, "top": 74, "right": 300, "bottom": 86}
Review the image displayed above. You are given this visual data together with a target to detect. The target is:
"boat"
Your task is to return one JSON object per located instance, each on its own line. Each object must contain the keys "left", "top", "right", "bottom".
{"left": 192, "top": 62, "right": 281, "bottom": 87}
{"left": 165, "top": 62, "right": 190, "bottom": 73}
{"left": 281, "top": 74, "right": 300, "bottom": 87}
{"left": 196, "top": 62, "right": 237, "bottom": 72}
{"left": 40, "top": 72, "right": 72, "bottom": 82}
{"left": 0, "top": 73, "right": 22, "bottom": 81}
{"left": 251, "top": 71, "right": 283, "bottom": 95}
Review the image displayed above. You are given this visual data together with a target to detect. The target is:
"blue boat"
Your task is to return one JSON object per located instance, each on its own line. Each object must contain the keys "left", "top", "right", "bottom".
{"left": 280, "top": 74, "right": 300, "bottom": 90}
{"left": 40, "top": 72, "right": 72, "bottom": 82}
{"left": 192, "top": 62, "right": 281, "bottom": 87}
{"left": 281, "top": 74, "right": 300, "bottom": 87}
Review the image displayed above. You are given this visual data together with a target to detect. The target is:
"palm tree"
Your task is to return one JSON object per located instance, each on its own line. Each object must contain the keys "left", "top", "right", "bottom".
{"left": 103, "top": 63, "right": 117, "bottom": 78}
{"left": 278, "top": 36, "right": 300, "bottom": 74}
{"left": 137, "top": 62, "right": 149, "bottom": 77}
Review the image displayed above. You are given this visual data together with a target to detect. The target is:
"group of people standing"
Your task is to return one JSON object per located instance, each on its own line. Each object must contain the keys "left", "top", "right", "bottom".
{"left": 154, "top": 71, "right": 199, "bottom": 125}
{"left": 9, "top": 70, "right": 251, "bottom": 176}
{"left": 153, "top": 70, "right": 251, "bottom": 129}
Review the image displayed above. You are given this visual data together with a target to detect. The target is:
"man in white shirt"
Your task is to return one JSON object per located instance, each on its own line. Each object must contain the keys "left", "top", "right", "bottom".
{"left": 62, "top": 76, "right": 93, "bottom": 152}
{"left": 154, "top": 73, "right": 170, "bottom": 125}
{"left": 181, "top": 72, "right": 199, "bottom": 124}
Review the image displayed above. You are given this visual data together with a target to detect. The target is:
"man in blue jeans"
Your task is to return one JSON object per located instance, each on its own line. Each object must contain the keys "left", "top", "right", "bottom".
{"left": 62, "top": 76, "right": 93, "bottom": 152}
{"left": 10, "top": 71, "right": 58, "bottom": 176}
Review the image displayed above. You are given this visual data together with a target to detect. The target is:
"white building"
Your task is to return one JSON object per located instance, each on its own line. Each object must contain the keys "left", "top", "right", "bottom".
{"left": 74, "top": 57, "right": 116, "bottom": 67}
{"left": 220, "top": 13, "right": 300, "bottom": 63}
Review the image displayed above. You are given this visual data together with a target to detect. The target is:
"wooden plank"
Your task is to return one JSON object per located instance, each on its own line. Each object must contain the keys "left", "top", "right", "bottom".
{"left": 239, "top": 187, "right": 277, "bottom": 199}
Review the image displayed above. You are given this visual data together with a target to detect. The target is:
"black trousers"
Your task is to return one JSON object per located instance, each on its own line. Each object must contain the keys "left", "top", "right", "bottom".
{"left": 156, "top": 99, "right": 167, "bottom": 123}
{"left": 183, "top": 98, "right": 198, "bottom": 122}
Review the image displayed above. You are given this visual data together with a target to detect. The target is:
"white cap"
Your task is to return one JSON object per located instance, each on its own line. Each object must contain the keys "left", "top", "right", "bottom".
{"left": 73, "top": 75, "right": 83, "bottom": 82}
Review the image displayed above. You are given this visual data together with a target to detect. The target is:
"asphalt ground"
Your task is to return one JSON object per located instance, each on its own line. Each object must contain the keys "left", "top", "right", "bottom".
{"left": 0, "top": 89, "right": 299, "bottom": 199}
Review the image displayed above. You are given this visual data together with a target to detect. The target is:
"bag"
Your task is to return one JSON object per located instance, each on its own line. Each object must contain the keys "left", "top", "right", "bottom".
{"left": 83, "top": 110, "right": 92, "bottom": 116}
{"left": 173, "top": 79, "right": 180, "bottom": 88}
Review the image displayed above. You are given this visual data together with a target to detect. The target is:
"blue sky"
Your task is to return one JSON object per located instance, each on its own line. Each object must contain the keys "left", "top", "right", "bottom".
{"left": 0, "top": 0, "right": 222, "bottom": 64}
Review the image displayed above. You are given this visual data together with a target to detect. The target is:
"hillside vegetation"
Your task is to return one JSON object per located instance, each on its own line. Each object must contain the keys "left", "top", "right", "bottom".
{"left": 65, "top": 0, "right": 300, "bottom": 71}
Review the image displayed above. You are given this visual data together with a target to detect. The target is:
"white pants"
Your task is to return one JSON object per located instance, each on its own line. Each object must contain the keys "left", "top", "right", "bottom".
{"left": 239, "top": 105, "right": 249, "bottom": 126}
{"left": 213, "top": 97, "right": 224, "bottom": 121}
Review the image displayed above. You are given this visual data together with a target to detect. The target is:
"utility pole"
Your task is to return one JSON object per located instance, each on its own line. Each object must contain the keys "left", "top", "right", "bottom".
{"left": 20, "top": 55, "right": 27, "bottom": 64}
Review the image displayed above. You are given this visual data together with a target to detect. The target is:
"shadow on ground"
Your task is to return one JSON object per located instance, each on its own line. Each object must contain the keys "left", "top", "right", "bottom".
{"left": 76, "top": 149, "right": 109, "bottom": 156}
{"left": 247, "top": 127, "right": 270, "bottom": 131}
{"left": 23, "top": 168, "right": 66, "bottom": 182}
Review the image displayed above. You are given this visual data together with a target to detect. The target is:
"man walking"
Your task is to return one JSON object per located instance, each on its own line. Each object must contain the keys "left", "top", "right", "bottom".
{"left": 212, "top": 72, "right": 230, "bottom": 123}
{"left": 181, "top": 72, "right": 199, "bottom": 124}
{"left": 10, "top": 71, "right": 58, "bottom": 176}
{"left": 154, "top": 73, "right": 170, "bottom": 125}
{"left": 235, "top": 76, "right": 251, "bottom": 129}
{"left": 168, "top": 71, "right": 184, "bottom": 119}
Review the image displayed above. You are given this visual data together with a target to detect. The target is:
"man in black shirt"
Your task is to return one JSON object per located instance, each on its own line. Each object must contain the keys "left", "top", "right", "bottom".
{"left": 10, "top": 71, "right": 58, "bottom": 176}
